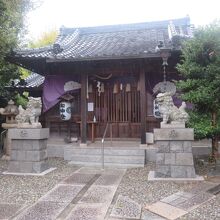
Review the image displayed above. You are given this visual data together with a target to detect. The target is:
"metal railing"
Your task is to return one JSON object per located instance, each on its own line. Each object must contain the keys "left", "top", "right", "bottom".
{"left": 101, "top": 122, "right": 112, "bottom": 169}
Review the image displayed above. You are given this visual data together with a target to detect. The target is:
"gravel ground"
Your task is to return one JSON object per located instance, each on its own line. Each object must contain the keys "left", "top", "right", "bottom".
{"left": 113, "top": 163, "right": 201, "bottom": 205}
{"left": 0, "top": 158, "right": 79, "bottom": 205}
{"left": 178, "top": 196, "right": 220, "bottom": 220}
{"left": 0, "top": 158, "right": 219, "bottom": 220}
{"left": 110, "top": 162, "right": 220, "bottom": 220}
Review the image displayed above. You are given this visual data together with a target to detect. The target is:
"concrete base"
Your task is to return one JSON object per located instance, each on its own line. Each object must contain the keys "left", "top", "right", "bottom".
{"left": 3, "top": 167, "right": 57, "bottom": 176}
{"left": 148, "top": 171, "right": 204, "bottom": 181}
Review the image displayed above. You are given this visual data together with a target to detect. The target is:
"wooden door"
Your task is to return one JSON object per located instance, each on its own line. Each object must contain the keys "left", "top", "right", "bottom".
{"left": 94, "top": 85, "right": 141, "bottom": 138}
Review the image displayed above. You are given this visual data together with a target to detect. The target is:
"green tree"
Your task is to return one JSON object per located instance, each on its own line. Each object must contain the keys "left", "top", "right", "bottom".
{"left": 176, "top": 22, "right": 220, "bottom": 161}
{"left": 19, "top": 29, "right": 58, "bottom": 78}
{"left": 0, "top": 0, "right": 33, "bottom": 104}
{"left": 29, "top": 29, "right": 58, "bottom": 48}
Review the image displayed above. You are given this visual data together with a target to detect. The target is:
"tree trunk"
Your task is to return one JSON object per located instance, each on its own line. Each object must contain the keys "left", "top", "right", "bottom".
{"left": 211, "top": 111, "right": 218, "bottom": 162}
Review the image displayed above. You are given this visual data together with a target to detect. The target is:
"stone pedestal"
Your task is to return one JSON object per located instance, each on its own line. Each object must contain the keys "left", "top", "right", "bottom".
{"left": 154, "top": 128, "right": 196, "bottom": 178}
{"left": 7, "top": 128, "right": 49, "bottom": 173}
{"left": 1, "top": 123, "right": 18, "bottom": 159}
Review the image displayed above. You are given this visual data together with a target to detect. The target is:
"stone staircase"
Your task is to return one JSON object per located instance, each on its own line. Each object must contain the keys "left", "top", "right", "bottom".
{"left": 64, "top": 142, "right": 145, "bottom": 168}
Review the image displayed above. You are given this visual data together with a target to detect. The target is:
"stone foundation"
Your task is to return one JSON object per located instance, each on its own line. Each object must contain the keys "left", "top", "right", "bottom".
{"left": 154, "top": 128, "right": 196, "bottom": 178}
{"left": 8, "top": 128, "right": 49, "bottom": 173}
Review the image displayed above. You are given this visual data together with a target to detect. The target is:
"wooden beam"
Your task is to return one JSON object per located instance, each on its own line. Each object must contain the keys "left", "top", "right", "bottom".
{"left": 81, "top": 73, "right": 88, "bottom": 143}
{"left": 139, "top": 62, "right": 146, "bottom": 144}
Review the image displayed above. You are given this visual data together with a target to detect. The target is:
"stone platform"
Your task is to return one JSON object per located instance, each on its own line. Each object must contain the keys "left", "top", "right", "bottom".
{"left": 7, "top": 128, "right": 50, "bottom": 174}
{"left": 153, "top": 128, "right": 196, "bottom": 178}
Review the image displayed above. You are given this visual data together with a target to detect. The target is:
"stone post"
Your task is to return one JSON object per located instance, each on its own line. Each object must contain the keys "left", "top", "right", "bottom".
{"left": 8, "top": 128, "right": 49, "bottom": 173}
{"left": 154, "top": 128, "right": 196, "bottom": 178}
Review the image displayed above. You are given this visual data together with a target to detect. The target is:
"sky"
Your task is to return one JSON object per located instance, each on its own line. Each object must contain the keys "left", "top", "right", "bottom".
{"left": 27, "top": 0, "right": 220, "bottom": 40}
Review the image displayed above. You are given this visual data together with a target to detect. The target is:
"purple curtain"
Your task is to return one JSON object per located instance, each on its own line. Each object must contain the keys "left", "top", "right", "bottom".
{"left": 42, "top": 75, "right": 81, "bottom": 112}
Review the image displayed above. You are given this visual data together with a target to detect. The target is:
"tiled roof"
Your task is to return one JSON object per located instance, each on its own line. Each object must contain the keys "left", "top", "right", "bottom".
{"left": 14, "top": 73, "right": 45, "bottom": 88}
{"left": 13, "top": 17, "right": 192, "bottom": 61}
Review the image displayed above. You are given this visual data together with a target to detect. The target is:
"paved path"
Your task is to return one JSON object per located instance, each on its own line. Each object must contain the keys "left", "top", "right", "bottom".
{"left": 1, "top": 167, "right": 219, "bottom": 220}
{"left": 11, "top": 167, "right": 126, "bottom": 220}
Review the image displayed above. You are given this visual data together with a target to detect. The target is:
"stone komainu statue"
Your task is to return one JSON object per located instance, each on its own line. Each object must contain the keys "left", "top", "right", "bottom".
{"left": 16, "top": 97, "right": 42, "bottom": 128}
{"left": 156, "top": 92, "right": 189, "bottom": 125}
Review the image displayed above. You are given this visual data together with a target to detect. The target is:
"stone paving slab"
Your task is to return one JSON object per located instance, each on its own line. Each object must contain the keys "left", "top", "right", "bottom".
{"left": 40, "top": 184, "right": 84, "bottom": 203}
{"left": 94, "top": 174, "right": 122, "bottom": 186}
{"left": 110, "top": 195, "right": 142, "bottom": 219}
{"left": 160, "top": 194, "right": 180, "bottom": 204}
{"left": 0, "top": 203, "right": 24, "bottom": 219}
{"left": 174, "top": 192, "right": 215, "bottom": 211}
{"left": 65, "top": 203, "right": 109, "bottom": 220}
{"left": 62, "top": 173, "right": 96, "bottom": 185}
{"left": 79, "top": 185, "right": 117, "bottom": 204}
{"left": 145, "top": 201, "right": 187, "bottom": 220}
{"left": 141, "top": 210, "right": 167, "bottom": 220}
{"left": 185, "top": 181, "right": 218, "bottom": 194}
{"left": 160, "top": 191, "right": 195, "bottom": 206}
{"left": 166, "top": 197, "right": 188, "bottom": 207}
{"left": 174, "top": 191, "right": 195, "bottom": 199}
{"left": 15, "top": 201, "right": 69, "bottom": 220}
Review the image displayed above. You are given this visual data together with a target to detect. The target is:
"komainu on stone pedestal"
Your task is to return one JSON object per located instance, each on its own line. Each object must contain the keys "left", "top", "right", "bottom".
{"left": 152, "top": 82, "right": 197, "bottom": 179}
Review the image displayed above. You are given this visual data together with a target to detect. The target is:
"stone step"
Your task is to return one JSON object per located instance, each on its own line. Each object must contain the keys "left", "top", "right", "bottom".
{"left": 66, "top": 154, "right": 145, "bottom": 164}
{"left": 47, "top": 142, "right": 216, "bottom": 164}
{"left": 47, "top": 143, "right": 65, "bottom": 158}
{"left": 68, "top": 161, "right": 144, "bottom": 168}
{"left": 64, "top": 146, "right": 145, "bottom": 167}
{"left": 64, "top": 146, "right": 145, "bottom": 156}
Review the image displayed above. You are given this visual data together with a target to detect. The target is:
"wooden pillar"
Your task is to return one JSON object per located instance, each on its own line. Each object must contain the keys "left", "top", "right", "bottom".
{"left": 81, "top": 73, "right": 88, "bottom": 144}
{"left": 140, "top": 63, "right": 146, "bottom": 144}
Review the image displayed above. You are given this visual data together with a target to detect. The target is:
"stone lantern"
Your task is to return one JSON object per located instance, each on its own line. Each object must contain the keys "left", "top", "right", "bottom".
{"left": 0, "top": 100, "right": 19, "bottom": 159}
{"left": 0, "top": 100, "right": 19, "bottom": 126}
